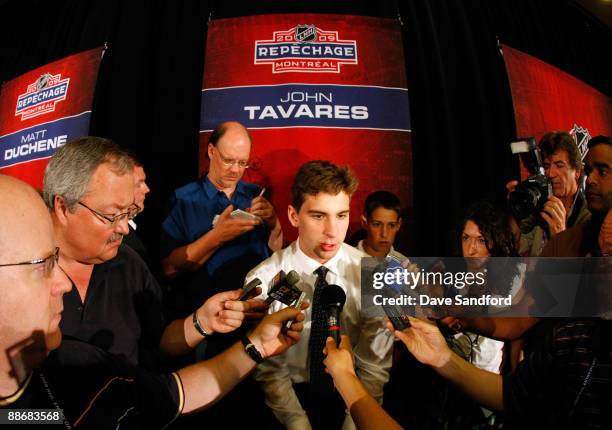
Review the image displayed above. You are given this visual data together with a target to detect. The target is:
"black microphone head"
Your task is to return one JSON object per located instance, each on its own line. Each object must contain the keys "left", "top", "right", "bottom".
{"left": 321, "top": 284, "right": 346, "bottom": 310}
{"left": 286, "top": 270, "right": 300, "bottom": 286}
{"left": 245, "top": 277, "right": 262, "bottom": 289}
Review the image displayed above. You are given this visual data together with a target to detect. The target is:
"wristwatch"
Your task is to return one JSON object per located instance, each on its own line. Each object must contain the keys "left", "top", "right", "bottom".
{"left": 192, "top": 312, "right": 211, "bottom": 338}
{"left": 241, "top": 335, "right": 264, "bottom": 364}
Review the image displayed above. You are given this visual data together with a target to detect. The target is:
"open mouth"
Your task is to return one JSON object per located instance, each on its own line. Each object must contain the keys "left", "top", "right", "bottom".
{"left": 320, "top": 243, "right": 337, "bottom": 252}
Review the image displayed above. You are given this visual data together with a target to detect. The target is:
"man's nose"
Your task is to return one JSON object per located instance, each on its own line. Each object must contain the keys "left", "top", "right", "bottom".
{"left": 115, "top": 216, "right": 130, "bottom": 235}
{"left": 324, "top": 218, "right": 338, "bottom": 237}
{"left": 380, "top": 225, "right": 388, "bottom": 238}
{"left": 51, "top": 262, "right": 72, "bottom": 295}
{"left": 586, "top": 170, "right": 598, "bottom": 186}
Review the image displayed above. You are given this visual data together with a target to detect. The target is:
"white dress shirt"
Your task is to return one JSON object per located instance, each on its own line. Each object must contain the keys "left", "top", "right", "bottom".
{"left": 247, "top": 240, "right": 394, "bottom": 430}
{"left": 356, "top": 239, "right": 408, "bottom": 262}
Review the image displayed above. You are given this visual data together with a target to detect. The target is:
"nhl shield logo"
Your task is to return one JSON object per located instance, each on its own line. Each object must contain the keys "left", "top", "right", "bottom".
{"left": 295, "top": 25, "right": 316, "bottom": 42}
{"left": 36, "top": 73, "right": 52, "bottom": 91}
{"left": 569, "top": 124, "right": 591, "bottom": 160}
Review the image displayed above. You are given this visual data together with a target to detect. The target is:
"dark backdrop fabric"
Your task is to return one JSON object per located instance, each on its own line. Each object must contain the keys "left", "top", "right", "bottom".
{"left": 1, "top": 0, "right": 610, "bottom": 261}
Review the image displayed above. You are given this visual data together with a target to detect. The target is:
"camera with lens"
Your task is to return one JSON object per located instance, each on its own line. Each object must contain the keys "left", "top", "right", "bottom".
{"left": 508, "top": 137, "right": 552, "bottom": 220}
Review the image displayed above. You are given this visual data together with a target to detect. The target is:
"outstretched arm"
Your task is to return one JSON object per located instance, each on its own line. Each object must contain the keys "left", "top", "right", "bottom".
{"left": 160, "top": 288, "right": 267, "bottom": 356}
{"left": 324, "top": 336, "right": 402, "bottom": 430}
{"left": 178, "top": 304, "right": 307, "bottom": 414}
{"left": 390, "top": 318, "right": 504, "bottom": 412}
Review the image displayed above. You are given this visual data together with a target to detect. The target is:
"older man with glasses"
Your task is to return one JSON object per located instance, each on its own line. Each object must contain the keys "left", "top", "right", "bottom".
{"left": 0, "top": 174, "right": 306, "bottom": 427}
{"left": 159, "top": 121, "right": 283, "bottom": 427}
{"left": 42, "top": 136, "right": 264, "bottom": 370}
{"left": 161, "top": 121, "right": 282, "bottom": 281}
{"left": 160, "top": 122, "right": 282, "bottom": 328}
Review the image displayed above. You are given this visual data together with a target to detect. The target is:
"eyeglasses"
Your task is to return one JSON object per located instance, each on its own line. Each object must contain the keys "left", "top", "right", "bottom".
{"left": 0, "top": 247, "right": 59, "bottom": 277}
{"left": 78, "top": 201, "right": 139, "bottom": 227}
{"left": 215, "top": 147, "right": 250, "bottom": 169}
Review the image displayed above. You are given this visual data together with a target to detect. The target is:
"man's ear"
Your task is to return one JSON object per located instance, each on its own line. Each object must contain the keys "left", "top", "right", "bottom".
{"left": 288, "top": 205, "right": 299, "bottom": 228}
{"left": 53, "top": 195, "right": 70, "bottom": 226}
{"left": 361, "top": 215, "right": 367, "bottom": 228}
{"left": 207, "top": 143, "right": 214, "bottom": 160}
{"left": 397, "top": 217, "right": 403, "bottom": 229}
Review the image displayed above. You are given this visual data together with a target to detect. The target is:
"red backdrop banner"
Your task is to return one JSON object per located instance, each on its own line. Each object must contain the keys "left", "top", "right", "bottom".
{"left": 502, "top": 44, "right": 612, "bottom": 173}
{"left": 200, "top": 14, "right": 412, "bottom": 241}
{"left": 0, "top": 47, "right": 104, "bottom": 188}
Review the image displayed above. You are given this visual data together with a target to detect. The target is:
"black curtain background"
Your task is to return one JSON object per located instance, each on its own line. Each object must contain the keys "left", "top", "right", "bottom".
{"left": 1, "top": 0, "right": 610, "bottom": 267}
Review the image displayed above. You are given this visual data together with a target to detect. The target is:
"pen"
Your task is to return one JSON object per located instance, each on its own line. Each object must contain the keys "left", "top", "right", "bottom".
{"left": 258, "top": 187, "right": 266, "bottom": 197}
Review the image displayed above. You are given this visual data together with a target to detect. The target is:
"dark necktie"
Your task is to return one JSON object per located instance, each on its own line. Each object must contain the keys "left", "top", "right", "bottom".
{"left": 308, "top": 266, "right": 334, "bottom": 405}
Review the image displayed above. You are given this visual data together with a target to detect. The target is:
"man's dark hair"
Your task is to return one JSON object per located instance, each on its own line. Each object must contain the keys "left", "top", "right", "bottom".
{"left": 459, "top": 200, "right": 517, "bottom": 257}
{"left": 587, "top": 135, "right": 612, "bottom": 149}
{"left": 291, "top": 160, "right": 359, "bottom": 211}
{"left": 363, "top": 190, "right": 401, "bottom": 219}
{"left": 539, "top": 131, "right": 583, "bottom": 171}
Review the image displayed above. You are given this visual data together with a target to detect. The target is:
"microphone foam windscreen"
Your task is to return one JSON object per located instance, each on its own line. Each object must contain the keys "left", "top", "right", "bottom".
{"left": 286, "top": 270, "right": 300, "bottom": 285}
{"left": 321, "top": 284, "right": 346, "bottom": 309}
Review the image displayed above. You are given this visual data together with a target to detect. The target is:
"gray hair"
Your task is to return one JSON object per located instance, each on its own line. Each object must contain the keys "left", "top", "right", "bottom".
{"left": 43, "top": 136, "right": 134, "bottom": 210}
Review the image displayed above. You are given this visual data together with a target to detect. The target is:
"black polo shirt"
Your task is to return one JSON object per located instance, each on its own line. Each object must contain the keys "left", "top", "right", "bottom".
{"left": 60, "top": 245, "right": 165, "bottom": 367}
{"left": 1, "top": 340, "right": 184, "bottom": 428}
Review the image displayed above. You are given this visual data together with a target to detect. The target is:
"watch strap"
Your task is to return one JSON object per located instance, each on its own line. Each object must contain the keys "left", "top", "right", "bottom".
{"left": 241, "top": 335, "right": 264, "bottom": 364}
{"left": 192, "top": 312, "right": 211, "bottom": 338}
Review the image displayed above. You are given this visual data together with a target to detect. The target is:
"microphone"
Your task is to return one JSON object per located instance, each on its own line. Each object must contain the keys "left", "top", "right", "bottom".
{"left": 321, "top": 284, "right": 346, "bottom": 346}
{"left": 285, "top": 270, "right": 301, "bottom": 285}
{"left": 265, "top": 270, "right": 301, "bottom": 305}
{"left": 240, "top": 277, "right": 262, "bottom": 301}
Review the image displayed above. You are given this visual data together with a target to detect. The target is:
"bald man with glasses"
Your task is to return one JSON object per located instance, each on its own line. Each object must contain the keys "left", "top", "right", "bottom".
{"left": 161, "top": 121, "right": 282, "bottom": 281}
{"left": 159, "top": 121, "right": 284, "bottom": 427}
{"left": 160, "top": 122, "right": 283, "bottom": 344}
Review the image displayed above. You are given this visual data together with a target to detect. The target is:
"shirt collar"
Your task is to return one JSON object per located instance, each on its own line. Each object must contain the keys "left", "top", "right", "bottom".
{"left": 201, "top": 174, "right": 249, "bottom": 200}
{"left": 201, "top": 174, "right": 222, "bottom": 199}
{"left": 357, "top": 239, "right": 366, "bottom": 253}
{"left": 357, "top": 239, "right": 395, "bottom": 257}
{"left": 293, "top": 238, "right": 344, "bottom": 277}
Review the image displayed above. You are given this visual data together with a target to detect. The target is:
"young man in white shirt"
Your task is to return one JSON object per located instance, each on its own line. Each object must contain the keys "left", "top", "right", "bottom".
{"left": 247, "top": 160, "right": 394, "bottom": 430}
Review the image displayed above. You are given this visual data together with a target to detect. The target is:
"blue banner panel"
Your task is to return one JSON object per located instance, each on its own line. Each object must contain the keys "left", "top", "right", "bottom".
{"left": 201, "top": 84, "right": 410, "bottom": 131}
{"left": 0, "top": 111, "right": 91, "bottom": 169}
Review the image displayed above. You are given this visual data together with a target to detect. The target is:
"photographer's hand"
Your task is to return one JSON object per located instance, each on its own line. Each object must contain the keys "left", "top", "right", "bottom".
{"left": 540, "top": 195, "right": 567, "bottom": 237}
